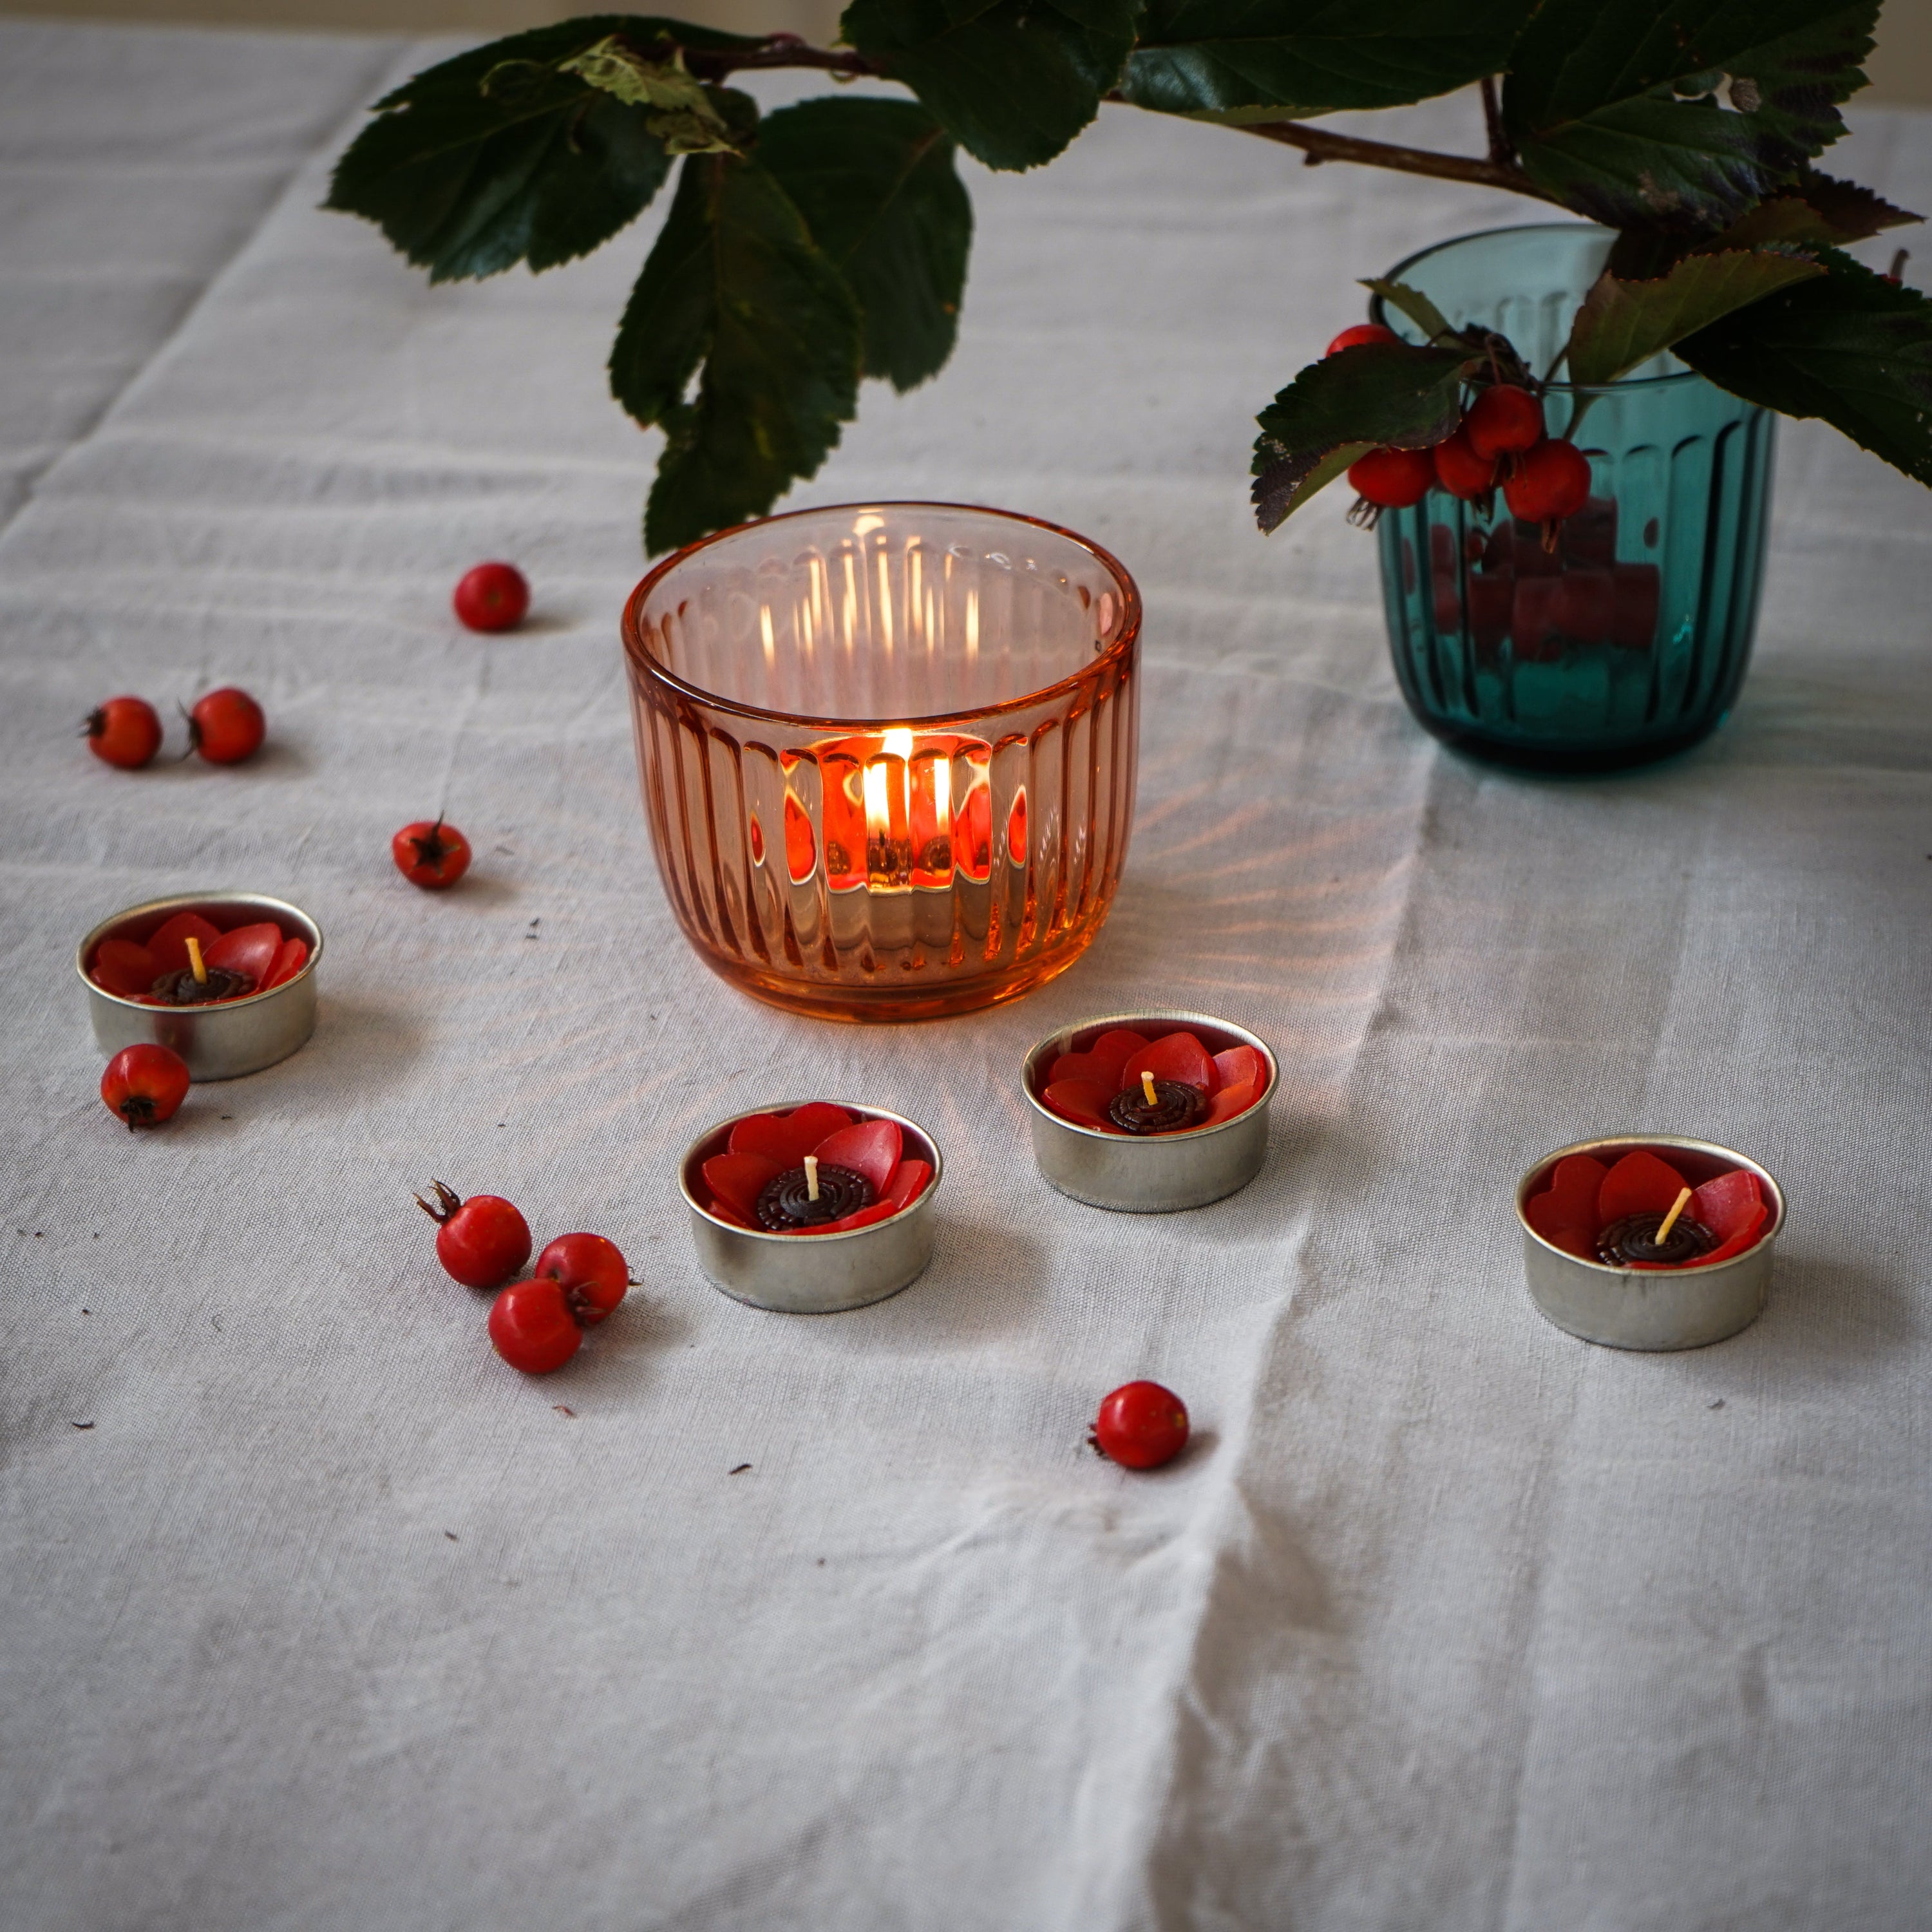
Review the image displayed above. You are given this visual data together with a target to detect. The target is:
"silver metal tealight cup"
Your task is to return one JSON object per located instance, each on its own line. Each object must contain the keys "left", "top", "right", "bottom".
{"left": 1021, "top": 1012, "right": 1279, "bottom": 1213}
{"left": 1516, "top": 1133, "right": 1786, "bottom": 1350}
{"left": 679, "top": 1103, "right": 943, "bottom": 1314}
{"left": 77, "top": 891, "right": 323, "bottom": 1081}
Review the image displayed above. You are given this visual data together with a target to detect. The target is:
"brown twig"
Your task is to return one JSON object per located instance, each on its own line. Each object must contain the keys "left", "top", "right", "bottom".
{"left": 680, "top": 32, "right": 881, "bottom": 82}
{"left": 1479, "top": 75, "right": 1516, "bottom": 168}
{"left": 661, "top": 39, "right": 1554, "bottom": 205}
{"left": 1226, "top": 113, "right": 1555, "bottom": 202}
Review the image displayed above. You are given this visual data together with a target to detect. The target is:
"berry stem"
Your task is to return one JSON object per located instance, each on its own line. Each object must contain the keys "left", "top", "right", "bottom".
{"left": 415, "top": 1180, "right": 462, "bottom": 1226}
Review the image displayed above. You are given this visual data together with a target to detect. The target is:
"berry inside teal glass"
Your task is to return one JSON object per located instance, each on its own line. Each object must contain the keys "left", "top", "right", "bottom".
{"left": 1372, "top": 225, "right": 1774, "bottom": 773}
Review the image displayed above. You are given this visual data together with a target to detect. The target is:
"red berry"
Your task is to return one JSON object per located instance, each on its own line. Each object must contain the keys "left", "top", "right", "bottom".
{"left": 1090, "top": 1381, "right": 1189, "bottom": 1471}
{"left": 415, "top": 1180, "right": 531, "bottom": 1290}
{"left": 489, "top": 1278, "right": 583, "bottom": 1375}
{"left": 1347, "top": 445, "right": 1435, "bottom": 510}
{"left": 100, "top": 1044, "right": 190, "bottom": 1131}
{"left": 84, "top": 696, "right": 163, "bottom": 770}
{"left": 1431, "top": 426, "right": 1499, "bottom": 500}
{"left": 535, "top": 1233, "right": 630, "bottom": 1326}
{"left": 392, "top": 820, "right": 472, "bottom": 891}
{"left": 1325, "top": 323, "right": 1399, "bottom": 357}
{"left": 1464, "top": 384, "right": 1545, "bottom": 460}
{"left": 453, "top": 562, "right": 529, "bottom": 634}
{"left": 185, "top": 687, "right": 265, "bottom": 764}
{"left": 1503, "top": 438, "right": 1593, "bottom": 524}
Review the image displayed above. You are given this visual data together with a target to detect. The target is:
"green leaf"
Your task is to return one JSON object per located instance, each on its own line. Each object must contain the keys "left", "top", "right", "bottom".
{"left": 757, "top": 97, "right": 972, "bottom": 392}
{"left": 1119, "top": 0, "right": 1537, "bottom": 120}
{"left": 1504, "top": 0, "right": 1882, "bottom": 233}
{"left": 1251, "top": 341, "right": 1476, "bottom": 531}
{"left": 1677, "top": 245, "right": 1932, "bottom": 486}
{"left": 1361, "top": 276, "right": 1452, "bottom": 343}
{"left": 1251, "top": 441, "right": 1376, "bottom": 532}
{"left": 840, "top": 0, "right": 1138, "bottom": 171}
{"left": 1567, "top": 247, "right": 1826, "bottom": 386}
{"left": 325, "top": 17, "right": 761, "bottom": 281}
{"left": 1716, "top": 169, "right": 1922, "bottom": 248}
{"left": 610, "top": 154, "right": 864, "bottom": 554}
{"left": 558, "top": 37, "right": 746, "bottom": 155}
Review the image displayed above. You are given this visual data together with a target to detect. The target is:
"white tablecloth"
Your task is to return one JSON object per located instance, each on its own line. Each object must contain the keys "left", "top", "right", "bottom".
{"left": 3, "top": 20, "right": 1930, "bottom": 1929}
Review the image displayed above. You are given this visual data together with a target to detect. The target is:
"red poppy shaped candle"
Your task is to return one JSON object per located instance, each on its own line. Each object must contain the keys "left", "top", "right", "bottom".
{"left": 680, "top": 1103, "right": 942, "bottom": 1313}
{"left": 1516, "top": 1135, "right": 1785, "bottom": 1350}
{"left": 1023, "top": 1013, "right": 1278, "bottom": 1212}
{"left": 78, "top": 892, "right": 321, "bottom": 1080}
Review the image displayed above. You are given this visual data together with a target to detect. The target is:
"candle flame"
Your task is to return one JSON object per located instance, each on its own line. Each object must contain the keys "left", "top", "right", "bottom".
{"left": 882, "top": 727, "right": 913, "bottom": 760}
{"left": 931, "top": 752, "right": 950, "bottom": 824}
{"left": 862, "top": 759, "right": 891, "bottom": 837}
{"left": 759, "top": 603, "right": 776, "bottom": 669}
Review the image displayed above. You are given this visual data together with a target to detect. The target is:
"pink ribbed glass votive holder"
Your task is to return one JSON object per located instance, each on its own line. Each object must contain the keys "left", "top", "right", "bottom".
{"left": 623, "top": 502, "right": 1141, "bottom": 1021}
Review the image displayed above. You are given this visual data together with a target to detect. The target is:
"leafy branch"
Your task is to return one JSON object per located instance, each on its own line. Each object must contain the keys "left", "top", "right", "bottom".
{"left": 324, "top": 0, "right": 1930, "bottom": 554}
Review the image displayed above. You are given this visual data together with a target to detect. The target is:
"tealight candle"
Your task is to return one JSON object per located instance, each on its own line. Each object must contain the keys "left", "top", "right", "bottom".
{"left": 78, "top": 892, "right": 322, "bottom": 1080}
{"left": 1516, "top": 1135, "right": 1785, "bottom": 1350}
{"left": 679, "top": 1101, "right": 942, "bottom": 1312}
{"left": 1022, "top": 1012, "right": 1278, "bottom": 1212}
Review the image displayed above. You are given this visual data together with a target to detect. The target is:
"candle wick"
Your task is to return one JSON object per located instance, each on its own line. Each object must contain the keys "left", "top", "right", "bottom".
{"left": 1141, "top": 1070, "right": 1159, "bottom": 1106}
{"left": 804, "top": 1155, "right": 819, "bottom": 1202}
{"left": 1655, "top": 1186, "right": 1692, "bottom": 1245}
{"left": 185, "top": 935, "right": 208, "bottom": 985}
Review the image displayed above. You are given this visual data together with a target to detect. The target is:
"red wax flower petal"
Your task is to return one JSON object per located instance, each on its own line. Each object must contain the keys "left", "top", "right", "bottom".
{"left": 1211, "top": 1046, "right": 1265, "bottom": 1096}
{"left": 1044, "top": 1077, "right": 1117, "bottom": 1130}
{"left": 1120, "top": 1032, "right": 1215, "bottom": 1095}
{"left": 1685, "top": 1201, "right": 1768, "bottom": 1268}
{"left": 260, "top": 937, "right": 308, "bottom": 989}
{"left": 1524, "top": 1153, "right": 1610, "bottom": 1258}
{"left": 147, "top": 911, "right": 223, "bottom": 975}
{"left": 204, "top": 921, "right": 282, "bottom": 985}
{"left": 728, "top": 1103, "right": 855, "bottom": 1167}
{"left": 1049, "top": 1048, "right": 1127, "bottom": 1086}
{"left": 812, "top": 1119, "right": 902, "bottom": 1195}
{"left": 883, "top": 1159, "right": 933, "bottom": 1212}
{"left": 701, "top": 1152, "right": 782, "bottom": 1220}
{"left": 1690, "top": 1168, "right": 1763, "bottom": 1244}
{"left": 1204, "top": 1078, "right": 1258, "bottom": 1127}
{"left": 704, "top": 1194, "right": 756, "bottom": 1231}
{"left": 1598, "top": 1150, "right": 1689, "bottom": 1223}
{"left": 91, "top": 939, "right": 157, "bottom": 998}
{"left": 808, "top": 1202, "right": 899, "bottom": 1234}
{"left": 1054, "top": 1028, "right": 1148, "bottom": 1088}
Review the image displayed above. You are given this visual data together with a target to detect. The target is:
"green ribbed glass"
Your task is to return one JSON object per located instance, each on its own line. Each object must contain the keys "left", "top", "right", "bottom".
{"left": 1372, "top": 225, "right": 1774, "bottom": 773}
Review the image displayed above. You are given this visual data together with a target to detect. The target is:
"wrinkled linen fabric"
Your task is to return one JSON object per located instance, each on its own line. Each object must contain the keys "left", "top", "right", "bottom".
{"left": 2, "top": 20, "right": 1929, "bottom": 1930}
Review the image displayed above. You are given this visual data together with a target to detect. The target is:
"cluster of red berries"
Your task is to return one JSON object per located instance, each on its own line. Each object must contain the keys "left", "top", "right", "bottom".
{"left": 84, "top": 688, "right": 265, "bottom": 771}
{"left": 416, "top": 1181, "right": 629, "bottom": 1376}
{"left": 1324, "top": 325, "right": 1593, "bottom": 533}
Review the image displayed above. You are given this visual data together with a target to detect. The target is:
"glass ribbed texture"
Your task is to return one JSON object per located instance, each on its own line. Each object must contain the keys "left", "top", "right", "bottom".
{"left": 1374, "top": 225, "right": 1774, "bottom": 772}
{"left": 623, "top": 504, "right": 1140, "bottom": 1021}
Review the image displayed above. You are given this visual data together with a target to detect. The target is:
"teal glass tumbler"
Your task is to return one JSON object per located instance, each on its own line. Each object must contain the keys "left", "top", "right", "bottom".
{"left": 1372, "top": 224, "right": 1774, "bottom": 772}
